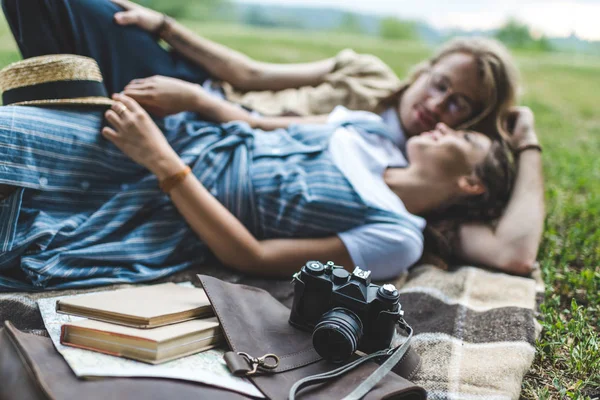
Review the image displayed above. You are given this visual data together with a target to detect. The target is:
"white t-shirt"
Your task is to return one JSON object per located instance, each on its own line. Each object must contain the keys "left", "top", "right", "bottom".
{"left": 328, "top": 106, "right": 425, "bottom": 280}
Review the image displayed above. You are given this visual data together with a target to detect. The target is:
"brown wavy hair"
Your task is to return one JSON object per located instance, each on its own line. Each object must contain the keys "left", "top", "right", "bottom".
{"left": 421, "top": 138, "right": 517, "bottom": 268}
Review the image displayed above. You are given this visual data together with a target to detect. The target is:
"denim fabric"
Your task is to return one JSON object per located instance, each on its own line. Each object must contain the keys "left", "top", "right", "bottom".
{"left": 0, "top": 107, "right": 253, "bottom": 290}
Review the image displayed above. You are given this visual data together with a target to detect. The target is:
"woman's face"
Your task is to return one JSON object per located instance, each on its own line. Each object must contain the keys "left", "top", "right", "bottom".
{"left": 406, "top": 123, "right": 491, "bottom": 181}
{"left": 399, "top": 52, "right": 488, "bottom": 137}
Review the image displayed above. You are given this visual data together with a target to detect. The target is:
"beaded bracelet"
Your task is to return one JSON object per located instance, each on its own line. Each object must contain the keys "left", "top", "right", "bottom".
{"left": 159, "top": 166, "right": 191, "bottom": 194}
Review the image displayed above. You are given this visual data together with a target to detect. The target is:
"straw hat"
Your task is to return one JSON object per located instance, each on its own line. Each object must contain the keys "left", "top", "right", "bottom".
{"left": 0, "top": 55, "right": 114, "bottom": 107}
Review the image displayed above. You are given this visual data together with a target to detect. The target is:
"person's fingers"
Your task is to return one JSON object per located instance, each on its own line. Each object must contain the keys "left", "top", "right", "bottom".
{"left": 110, "top": 101, "right": 130, "bottom": 118}
{"left": 125, "top": 77, "right": 161, "bottom": 90}
{"left": 124, "top": 83, "right": 152, "bottom": 93}
{"left": 105, "top": 110, "right": 124, "bottom": 130}
{"left": 123, "top": 89, "right": 152, "bottom": 100}
{"left": 110, "top": 100, "right": 126, "bottom": 111}
{"left": 114, "top": 11, "right": 138, "bottom": 26}
{"left": 124, "top": 95, "right": 159, "bottom": 113}
{"left": 114, "top": 93, "right": 143, "bottom": 113}
{"left": 101, "top": 126, "right": 119, "bottom": 141}
{"left": 125, "top": 78, "right": 148, "bottom": 88}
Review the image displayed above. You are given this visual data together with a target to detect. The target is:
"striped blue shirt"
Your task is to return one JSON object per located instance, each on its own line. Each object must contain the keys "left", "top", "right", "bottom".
{"left": 0, "top": 106, "right": 422, "bottom": 291}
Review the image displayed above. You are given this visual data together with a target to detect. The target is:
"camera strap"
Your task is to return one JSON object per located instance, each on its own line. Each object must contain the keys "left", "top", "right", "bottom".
{"left": 288, "top": 320, "right": 414, "bottom": 400}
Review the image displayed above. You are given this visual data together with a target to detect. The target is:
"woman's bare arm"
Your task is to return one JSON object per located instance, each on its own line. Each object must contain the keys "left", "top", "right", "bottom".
{"left": 159, "top": 21, "right": 336, "bottom": 92}
{"left": 102, "top": 94, "right": 352, "bottom": 276}
{"left": 458, "top": 150, "right": 544, "bottom": 274}
{"left": 457, "top": 107, "right": 545, "bottom": 275}
{"left": 123, "top": 75, "right": 329, "bottom": 128}
{"left": 111, "top": 0, "right": 336, "bottom": 92}
{"left": 167, "top": 172, "right": 354, "bottom": 276}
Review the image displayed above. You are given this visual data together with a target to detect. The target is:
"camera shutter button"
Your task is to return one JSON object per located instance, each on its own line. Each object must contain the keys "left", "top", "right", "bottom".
{"left": 378, "top": 284, "right": 399, "bottom": 300}
{"left": 332, "top": 269, "right": 350, "bottom": 284}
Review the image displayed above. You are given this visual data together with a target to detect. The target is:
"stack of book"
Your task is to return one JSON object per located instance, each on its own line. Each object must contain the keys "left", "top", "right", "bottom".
{"left": 58, "top": 283, "right": 222, "bottom": 364}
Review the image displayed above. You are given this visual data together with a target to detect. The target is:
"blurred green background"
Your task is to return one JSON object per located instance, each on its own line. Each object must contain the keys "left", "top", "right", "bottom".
{"left": 0, "top": 4, "right": 599, "bottom": 399}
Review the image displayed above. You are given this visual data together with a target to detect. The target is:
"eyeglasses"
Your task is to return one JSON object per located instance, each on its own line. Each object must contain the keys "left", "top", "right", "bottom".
{"left": 426, "top": 72, "right": 475, "bottom": 118}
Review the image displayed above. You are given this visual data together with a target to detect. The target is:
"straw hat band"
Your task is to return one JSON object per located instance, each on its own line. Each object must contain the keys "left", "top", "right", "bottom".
{"left": 2, "top": 79, "right": 109, "bottom": 106}
{"left": 0, "top": 55, "right": 114, "bottom": 108}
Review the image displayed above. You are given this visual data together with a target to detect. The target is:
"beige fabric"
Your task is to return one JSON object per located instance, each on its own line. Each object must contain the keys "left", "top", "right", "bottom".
{"left": 411, "top": 337, "right": 535, "bottom": 399}
{"left": 221, "top": 49, "right": 402, "bottom": 117}
{"left": 400, "top": 265, "right": 537, "bottom": 311}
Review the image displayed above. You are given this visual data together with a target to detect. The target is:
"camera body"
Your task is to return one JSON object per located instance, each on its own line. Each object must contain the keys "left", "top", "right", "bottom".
{"left": 289, "top": 261, "right": 403, "bottom": 362}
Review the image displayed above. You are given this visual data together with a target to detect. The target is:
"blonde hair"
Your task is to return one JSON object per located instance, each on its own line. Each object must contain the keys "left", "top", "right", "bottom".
{"left": 381, "top": 37, "right": 520, "bottom": 137}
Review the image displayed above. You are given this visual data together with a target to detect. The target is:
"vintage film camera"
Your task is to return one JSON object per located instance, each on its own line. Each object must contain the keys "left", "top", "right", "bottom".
{"left": 289, "top": 261, "right": 403, "bottom": 363}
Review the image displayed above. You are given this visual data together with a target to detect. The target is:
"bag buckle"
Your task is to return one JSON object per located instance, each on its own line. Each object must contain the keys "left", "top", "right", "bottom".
{"left": 238, "top": 352, "right": 280, "bottom": 375}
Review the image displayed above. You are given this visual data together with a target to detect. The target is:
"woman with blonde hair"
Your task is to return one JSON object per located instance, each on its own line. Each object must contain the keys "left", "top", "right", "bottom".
{"left": 1, "top": 0, "right": 544, "bottom": 277}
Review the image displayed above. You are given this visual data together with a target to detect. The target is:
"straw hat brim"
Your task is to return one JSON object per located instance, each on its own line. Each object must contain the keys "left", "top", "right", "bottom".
{"left": 9, "top": 97, "right": 115, "bottom": 107}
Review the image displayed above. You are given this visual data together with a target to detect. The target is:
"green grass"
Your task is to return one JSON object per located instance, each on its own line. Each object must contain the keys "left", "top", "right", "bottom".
{"left": 1, "top": 16, "right": 599, "bottom": 399}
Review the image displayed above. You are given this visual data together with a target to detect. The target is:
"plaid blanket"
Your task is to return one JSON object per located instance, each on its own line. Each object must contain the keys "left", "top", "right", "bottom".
{"left": 0, "top": 263, "right": 543, "bottom": 399}
{"left": 395, "top": 265, "right": 544, "bottom": 400}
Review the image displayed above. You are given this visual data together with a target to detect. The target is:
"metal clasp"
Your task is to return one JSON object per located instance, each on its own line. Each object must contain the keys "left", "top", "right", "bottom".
{"left": 237, "top": 352, "right": 280, "bottom": 376}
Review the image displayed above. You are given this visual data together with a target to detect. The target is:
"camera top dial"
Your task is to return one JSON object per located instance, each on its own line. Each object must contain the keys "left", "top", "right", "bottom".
{"left": 304, "top": 261, "right": 325, "bottom": 275}
{"left": 377, "top": 284, "right": 400, "bottom": 302}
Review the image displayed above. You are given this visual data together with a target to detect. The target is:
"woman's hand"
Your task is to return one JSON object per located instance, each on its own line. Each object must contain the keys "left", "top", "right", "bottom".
{"left": 111, "top": 0, "right": 164, "bottom": 32}
{"left": 124, "top": 76, "right": 206, "bottom": 117}
{"left": 103, "top": 94, "right": 186, "bottom": 179}
{"left": 503, "top": 106, "right": 539, "bottom": 149}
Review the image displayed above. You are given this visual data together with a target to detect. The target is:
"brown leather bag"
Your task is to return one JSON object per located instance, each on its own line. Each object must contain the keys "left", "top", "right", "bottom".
{"left": 0, "top": 275, "right": 426, "bottom": 400}
{"left": 197, "top": 275, "right": 425, "bottom": 400}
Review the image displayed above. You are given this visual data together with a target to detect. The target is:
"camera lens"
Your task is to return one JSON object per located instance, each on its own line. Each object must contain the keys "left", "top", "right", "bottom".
{"left": 312, "top": 308, "right": 363, "bottom": 363}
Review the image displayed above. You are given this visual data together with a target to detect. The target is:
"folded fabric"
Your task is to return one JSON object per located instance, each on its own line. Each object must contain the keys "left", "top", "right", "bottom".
{"left": 221, "top": 48, "right": 403, "bottom": 117}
